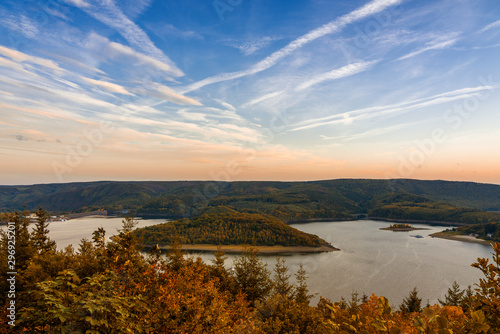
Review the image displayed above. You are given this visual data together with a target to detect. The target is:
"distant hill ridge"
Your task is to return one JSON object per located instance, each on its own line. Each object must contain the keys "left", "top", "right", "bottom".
{"left": 1, "top": 179, "right": 500, "bottom": 216}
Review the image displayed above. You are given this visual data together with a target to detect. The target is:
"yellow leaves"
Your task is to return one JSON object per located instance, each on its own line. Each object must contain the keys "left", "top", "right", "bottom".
{"left": 378, "top": 296, "right": 392, "bottom": 315}
{"left": 464, "top": 310, "right": 490, "bottom": 333}
{"left": 389, "top": 326, "right": 402, "bottom": 334}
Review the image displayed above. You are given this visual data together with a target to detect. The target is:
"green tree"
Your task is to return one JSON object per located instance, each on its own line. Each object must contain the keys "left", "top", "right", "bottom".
{"left": 294, "top": 264, "right": 313, "bottom": 305}
{"left": 439, "top": 281, "right": 465, "bottom": 307}
{"left": 400, "top": 287, "right": 422, "bottom": 313}
{"left": 232, "top": 248, "right": 271, "bottom": 306}
{"left": 31, "top": 206, "right": 56, "bottom": 254}
{"left": 272, "top": 257, "right": 292, "bottom": 298}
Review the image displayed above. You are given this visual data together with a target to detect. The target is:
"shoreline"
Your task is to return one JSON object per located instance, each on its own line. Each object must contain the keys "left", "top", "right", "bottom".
{"left": 379, "top": 227, "right": 430, "bottom": 232}
{"left": 144, "top": 244, "right": 340, "bottom": 254}
{"left": 286, "top": 217, "right": 355, "bottom": 224}
{"left": 429, "top": 232, "right": 492, "bottom": 245}
{"left": 368, "top": 217, "right": 467, "bottom": 226}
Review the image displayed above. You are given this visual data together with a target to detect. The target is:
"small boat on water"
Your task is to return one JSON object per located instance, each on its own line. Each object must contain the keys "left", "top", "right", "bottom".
{"left": 411, "top": 235, "right": 424, "bottom": 238}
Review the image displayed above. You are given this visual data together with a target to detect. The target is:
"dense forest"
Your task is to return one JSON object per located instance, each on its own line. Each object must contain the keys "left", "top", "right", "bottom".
{"left": 133, "top": 206, "right": 333, "bottom": 248}
{"left": 2, "top": 179, "right": 500, "bottom": 214}
{"left": 368, "top": 193, "right": 500, "bottom": 226}
{"left": 1, "top": 210, "right": 500, "bottom": 333}
{"left": 2, "top": 178, "right": 500, "bottom": 248}
{"left": 457, "top": 223, "right": 500, "bottom": 243}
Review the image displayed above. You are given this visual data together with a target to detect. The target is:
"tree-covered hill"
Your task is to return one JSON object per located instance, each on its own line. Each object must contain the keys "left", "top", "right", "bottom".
{"left": 1, "top": 179, "right": 500, "bottom": 216}
{"left": 367, "top": 192, "right": 500, "bottom": 226}
{"left": 133, "top": 207, "right": 334, "bottom": 248}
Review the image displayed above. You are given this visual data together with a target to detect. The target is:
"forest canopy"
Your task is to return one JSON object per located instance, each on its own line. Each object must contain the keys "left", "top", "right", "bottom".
{"left": 133, "top": 207, "right": 334, "bottom": 248}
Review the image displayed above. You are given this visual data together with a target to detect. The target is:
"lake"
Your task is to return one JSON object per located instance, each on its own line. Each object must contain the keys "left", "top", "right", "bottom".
{"left": 18, "top": 216, "right": 495, "bottom": 306}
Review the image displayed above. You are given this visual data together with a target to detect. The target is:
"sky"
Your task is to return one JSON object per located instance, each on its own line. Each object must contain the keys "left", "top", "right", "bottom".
{"left": 0, "top": 0, "right": 500, "bottom": 185}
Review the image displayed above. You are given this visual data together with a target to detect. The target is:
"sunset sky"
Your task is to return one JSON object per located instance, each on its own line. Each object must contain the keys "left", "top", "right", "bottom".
{"left": 0, "top": 0, "right": 499, "bottom": 185}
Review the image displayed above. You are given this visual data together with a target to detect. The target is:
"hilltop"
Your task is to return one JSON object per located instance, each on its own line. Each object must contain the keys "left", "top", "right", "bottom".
{"left": 1, "top": 179, "right": 500, "bottom": 216}
{"left": 133, "top": 206, "right": 336, "bottom": 252}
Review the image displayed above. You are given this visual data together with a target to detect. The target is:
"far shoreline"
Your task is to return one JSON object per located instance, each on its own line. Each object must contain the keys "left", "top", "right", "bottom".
{"left": 429, "top": 232, "right": 492, "bottom": 245}
{"left": 143, "top": 244, "right": 340, "bottom": 254}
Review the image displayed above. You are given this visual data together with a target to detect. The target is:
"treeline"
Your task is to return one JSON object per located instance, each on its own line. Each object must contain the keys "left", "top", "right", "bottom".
{"left": 368, "top": 193, "right": 500, "bottom": 226}
{"left": 458, "top": 223, "right": 500, "bottom": 242}
{"left": 1, "top": 210, "right": 500, "bottom": 332}
{"left": 5, "top": 178, "right": 500, "bottom": 216}
{"left": 136, "top": 191, "right": 353, "bottom": 221}
{"left": 133, "top": 207, "right": 332, "bottom": 247}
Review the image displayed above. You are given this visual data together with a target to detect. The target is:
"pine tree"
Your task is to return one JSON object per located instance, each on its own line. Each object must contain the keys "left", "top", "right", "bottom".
{"left": 272, "top": 257, "right": 292, "bottom": 298}
{"left": 31, "top": 206, "right": 56, "bottom": 254}
{"left": 210, "top": 247, "right": 232, "bottom": 291}
{"left": 92, "top": 227, "right": 106, "bottom": 249}
{"left": 294, "top": 264, "right": 313, "bottom": 305}
{"left": 232, "top": 247, "right": 271, "bottom": 306}
{"left": 165, "top": 235, "right": 185, "bottom": 271}
{"left": 400, "top": 287, "right": 422, "bottom": 313}
{"left": 438, "top": 281, "right": 465, "bottom": 306}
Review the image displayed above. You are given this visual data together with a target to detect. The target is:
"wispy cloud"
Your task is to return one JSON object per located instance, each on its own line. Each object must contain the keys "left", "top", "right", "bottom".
{"left": 240, "top": 91, "right": 285, "bottom": 109}
{"left": 64, "top": 0, "right": 90, "bottom": 8}
{"left": 214, "top": 99, "right": 236, "bottom": 111}
{"left": 85, "top": 33, "right": 180, "bottom": 77}
{"left": 0, "top": 10, "right": 39, "bottom": 39}
{"left": 0, "top": 46, "right": 64, "bottom": 72}
{"left": 397, "top": 35, "right": 459, "bottom": 60}
{"left": 138, "top": 84, "right": 202, "bottom": 106}
{"left": 65, "top": 0, "right": 183, "bottom": 77}
{"left": 183, "top": 0, "right": 402, "bottom": 92}
{"left": 320, "top": 122, "right": 419, "bottom": 142}
{"left": 146, "top": 22, "right": 203, "bottom": 40}
{"left": 228, "top": 36, "right": 277, "bottom": 55}
{"left": 479, "top": 20, "right": 500, "bottom": 33}
{"left": 82, "top": 77, "right": 133, "bottom": 95}
{"left": 290, "top": 86, "right": 496, "bottom": 131}
{"left": 296, "top": 60, "right": 379, "bottom": 91}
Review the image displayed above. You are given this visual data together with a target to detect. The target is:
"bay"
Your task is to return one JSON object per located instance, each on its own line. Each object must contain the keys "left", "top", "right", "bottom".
{"left": 13, "top": 217, "right": 494, "bottom": 306}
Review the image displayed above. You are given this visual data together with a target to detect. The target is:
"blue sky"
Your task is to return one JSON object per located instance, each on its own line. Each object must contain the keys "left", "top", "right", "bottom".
{"left": 0, "top": 0, "right": 500, "bottom": 185}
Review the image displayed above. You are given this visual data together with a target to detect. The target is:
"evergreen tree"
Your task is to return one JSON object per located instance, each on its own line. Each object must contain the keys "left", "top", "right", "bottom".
{"left": 438, "top": 281, "right": 465, "bottom": 306}
{"left": 92, "top": 227, "right": 106, "bottom": 249}
{"left": 31, "top": 206, "right": 56, "bottom": 254}
{"left": 165, "top": 235, "right": 185, "bottom": 272}
{"left": 272, "top": 257, "right": 292, "bottom": 298}
{"left": 461, "top": 285, "right": 475, "bottom": 312}
{"left": 294, "top": 264, "right": 313, "bottom": 305}
{"left": 210, "top": 247, "right": 232, "bottom": 292}
{"left": 232, "top": 247, "right": 271, "bottom": 306}
{"left": 400, "top": 287, "right": 422, "bottom": 313}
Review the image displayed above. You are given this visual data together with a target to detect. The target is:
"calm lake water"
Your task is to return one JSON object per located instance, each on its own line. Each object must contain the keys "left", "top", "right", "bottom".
{"left": 14, "top": 217, "right": 495, "bottom": 306}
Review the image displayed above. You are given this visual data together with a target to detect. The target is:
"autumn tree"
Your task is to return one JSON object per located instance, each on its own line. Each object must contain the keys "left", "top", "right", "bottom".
{"left": 472, "top": 242, "right": 500, "bottom": 329}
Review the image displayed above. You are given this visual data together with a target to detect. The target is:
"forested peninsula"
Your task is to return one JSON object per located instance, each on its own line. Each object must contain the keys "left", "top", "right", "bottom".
{"left": 133, "top": 207, "right": 337, "bottom": 252}
{"left": 1, "top": 210, "right": 500, "bottom": 332}
{"left": 2, "top": 178, "right": 500, "bottom": 244}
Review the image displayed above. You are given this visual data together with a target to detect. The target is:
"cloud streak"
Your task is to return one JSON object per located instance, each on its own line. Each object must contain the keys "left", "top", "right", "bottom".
{"left": 182, "top": 0, "right": 402, "bottom": 92}
{"left": 0, "top": 46, "right": 64, "bottom": 72}
{"left": 138, "top": 84, "right": 202, "bottom": 106}
{"left": 296, "top": 60, "right": 379, "bottom": 91}
{"left": 397, "top": 36, "right": 459, "bottom": 60}
{"left": 289, "top": 86, "right": 495, "bottom": 132}
{"left": 82, "top": 77, "right": 133, "bottom": 95}
{"left": 479, "top": 19, "right": 500, "bottom": 33}
{"left": 85, "top": 33, "right": 180, "bottom": 77}
{"left": 66, "top": 0, "right": 183, "bottom": 77}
